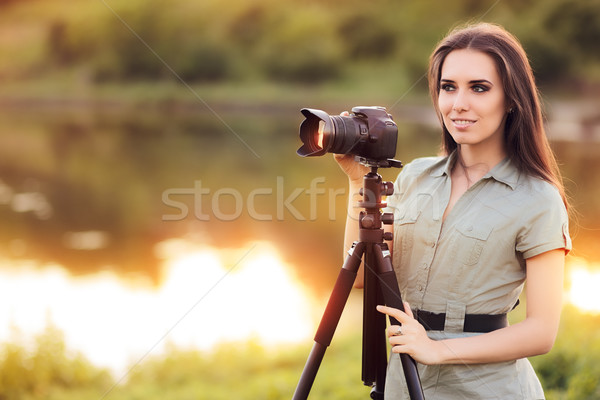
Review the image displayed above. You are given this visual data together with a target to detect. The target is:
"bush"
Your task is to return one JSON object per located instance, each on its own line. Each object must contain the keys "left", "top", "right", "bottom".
{"left": 337, "top": 12, "right": 399, "bottom": 60}
{"left": 171, "top": 39, "right": 234, "bottom": 82}
{"left": 0, "top": 326, "right": 111, "bottom": 400}
{"left": 228, "top": 5, "right": 269, "bottom": 49}
{"left": 531, "top": 305, "right": 600, "bottom": 399}
{"left": 543, "top": 0, "right": 600, "bottom": 63}
{"left": 46, "top": 14, "right": 109, "bottom": 68}
{"left": 35, "top": 0, "right": 600, "bottom": 87}
{"left": 259, "top": 11, "right": 344, "bottom": 83}
{"left": 522, "top": 34, "right": 572, "bottom": 84}
{"left": 0, "top": 307, "right": 598, "bottom": 399}
{"left": 566, "top": 368, "right": 600, "bottom": 400}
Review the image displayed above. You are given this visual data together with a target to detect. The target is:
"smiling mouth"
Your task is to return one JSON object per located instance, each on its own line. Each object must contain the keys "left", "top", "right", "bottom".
{"left": 452, "top": 119, "right": 476, "bottom": 126}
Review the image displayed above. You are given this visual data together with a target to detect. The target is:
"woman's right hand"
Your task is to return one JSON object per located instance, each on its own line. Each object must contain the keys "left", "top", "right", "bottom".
{"left": 334, "top": 154, "right": 369, "bottom": 185}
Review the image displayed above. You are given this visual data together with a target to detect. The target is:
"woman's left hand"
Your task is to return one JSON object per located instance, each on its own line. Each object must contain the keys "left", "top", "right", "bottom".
{"left": 377, "top": 303, "right": 443, "bottom": 365}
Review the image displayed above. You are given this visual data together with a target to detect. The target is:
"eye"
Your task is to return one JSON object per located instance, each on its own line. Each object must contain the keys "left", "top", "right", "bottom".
{"left": 472, "top": 84, "right": 489, "bottom": 93}
{"left": 440, "top": 83, "right": 456, "bottom": 92}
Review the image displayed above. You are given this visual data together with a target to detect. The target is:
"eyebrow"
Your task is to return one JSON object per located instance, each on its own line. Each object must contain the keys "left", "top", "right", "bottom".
{"left": 440, "top": 78, "right": 494, "bottom": 86}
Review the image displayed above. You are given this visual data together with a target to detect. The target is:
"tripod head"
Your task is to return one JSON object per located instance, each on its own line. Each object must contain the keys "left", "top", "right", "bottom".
{"left": 355, "top": 156, "right": 403, "bottom": 169}
{"left": 356, "top": 158, "right": 402, "bottom": 244}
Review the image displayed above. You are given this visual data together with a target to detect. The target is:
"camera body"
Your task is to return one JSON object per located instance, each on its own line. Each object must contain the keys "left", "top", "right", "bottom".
{"left": 297, "top": 106, "right": 398, "bottom": 161}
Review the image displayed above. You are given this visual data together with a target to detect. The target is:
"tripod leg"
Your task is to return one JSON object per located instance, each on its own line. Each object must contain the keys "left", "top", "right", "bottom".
{"left": 292, "top": 242, "right": 366, "bottom": 400}
{"left": 362, "top": 245, "right": 388, "bottom": 399}
{"left": 373, "top": 243, "right": 425, "bottom": 400}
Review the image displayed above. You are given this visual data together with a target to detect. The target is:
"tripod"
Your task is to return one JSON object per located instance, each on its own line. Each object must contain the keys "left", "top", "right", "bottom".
{"left": 292, "top": 159, "right": 424, "bottom": 400}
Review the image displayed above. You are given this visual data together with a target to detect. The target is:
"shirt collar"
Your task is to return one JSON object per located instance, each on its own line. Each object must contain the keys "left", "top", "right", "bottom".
{"left": 429, "top": 150, "right": 519, "bottom": 190}
{"left": 429, "top": 151, "right": 456, "bottom": 178}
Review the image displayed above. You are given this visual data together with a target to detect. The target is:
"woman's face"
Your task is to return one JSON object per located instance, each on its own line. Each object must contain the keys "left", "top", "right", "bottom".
{"left": 438, "top": 49, "right": 508, "bottom": 152}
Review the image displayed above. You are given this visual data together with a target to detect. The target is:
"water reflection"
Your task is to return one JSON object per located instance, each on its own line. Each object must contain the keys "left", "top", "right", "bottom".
{"left": 0, "top": 241, "right": 316, "bottom": 375}
{"left": 566, "top": 258, "right": 600, "bottom": 313}
{"left": 0, "top": 103, "right": 599, "bottom": 316}
{"left": 63, "top": 230, "right": 110, "bottom": 250}
{"left": 0, "top": 244, "right": 595, "bottom": 378}
{"left": 3, "top": 105, "right": 598, "bottom": 289}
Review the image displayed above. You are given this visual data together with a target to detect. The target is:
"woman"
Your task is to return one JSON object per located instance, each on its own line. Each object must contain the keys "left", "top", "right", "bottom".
{"left": 336, "top": 23, "right": 571, "bottom": 399}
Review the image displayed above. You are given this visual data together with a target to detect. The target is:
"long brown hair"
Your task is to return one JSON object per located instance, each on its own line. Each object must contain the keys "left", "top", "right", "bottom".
{"left": 428, "top": 22, "right": 568, "bottom": 209}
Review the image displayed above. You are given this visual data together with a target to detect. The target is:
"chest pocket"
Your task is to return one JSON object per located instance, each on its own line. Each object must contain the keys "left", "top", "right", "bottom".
{"left": 454, "top": 221, "right": 494, "bottom": 266}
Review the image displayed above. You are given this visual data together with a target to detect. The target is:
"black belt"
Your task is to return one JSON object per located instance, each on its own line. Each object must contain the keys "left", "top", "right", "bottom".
{"left": 413, "top": 309, "right": 508, "bottom": 333}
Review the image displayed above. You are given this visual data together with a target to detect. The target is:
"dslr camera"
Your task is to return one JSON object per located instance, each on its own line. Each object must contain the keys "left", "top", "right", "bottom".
{"left": 297, "top": 106, "right": 397, "bottom": 162}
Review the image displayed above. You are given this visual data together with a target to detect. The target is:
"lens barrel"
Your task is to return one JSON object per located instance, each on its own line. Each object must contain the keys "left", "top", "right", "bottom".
{"left": 297, "top": 107, "right": 397, "bottom": 161}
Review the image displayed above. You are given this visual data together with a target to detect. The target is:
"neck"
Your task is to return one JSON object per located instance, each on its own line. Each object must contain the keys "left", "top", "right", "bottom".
{"left": 456, "top": 144, "right": 506, "bottom": 170}
{"left": 454, "top": 145, "right": 506, "bottom": 187}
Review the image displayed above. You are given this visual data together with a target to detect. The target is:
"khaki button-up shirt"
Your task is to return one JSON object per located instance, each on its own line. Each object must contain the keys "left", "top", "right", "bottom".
{"left": 384, "top": 152, "right": 571, "bottom": 399}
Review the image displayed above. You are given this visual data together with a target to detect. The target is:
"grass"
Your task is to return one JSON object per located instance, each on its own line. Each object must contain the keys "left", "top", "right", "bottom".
{"left": 1, "top": 305, "right": 598, "bottom": 400}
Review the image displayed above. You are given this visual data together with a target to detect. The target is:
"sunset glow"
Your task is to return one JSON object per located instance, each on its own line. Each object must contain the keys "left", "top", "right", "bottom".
{"left": 566, "top": 258, "right": 600, "bottom": 313}
{"left": 0, "top": 241, "right": 316, "bottom": 376}
{"left": 2, "top": 247, "right": 598, "bottom": 378}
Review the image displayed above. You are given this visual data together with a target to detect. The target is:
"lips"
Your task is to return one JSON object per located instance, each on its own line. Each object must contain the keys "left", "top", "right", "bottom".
{"left": 453, "top": 119, "right": 475, "bottom": 125}
{"left": 451, "top": 118, "right": 476, "bottom": 129}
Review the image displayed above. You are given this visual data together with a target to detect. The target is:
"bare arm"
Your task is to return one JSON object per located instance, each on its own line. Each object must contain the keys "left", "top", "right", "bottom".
{"left": 378, "top": 249, "right": 565, "bottom": 365}
{"left": 334, "top": 154, "right": 368, "bottom": 288}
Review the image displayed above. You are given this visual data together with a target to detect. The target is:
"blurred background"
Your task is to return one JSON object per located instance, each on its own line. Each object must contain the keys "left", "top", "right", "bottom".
{"left": 0, "top": 0, "right": 599, "bottom": 398}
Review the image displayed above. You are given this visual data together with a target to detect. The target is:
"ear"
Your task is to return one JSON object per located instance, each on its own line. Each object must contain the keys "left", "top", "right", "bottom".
{"left": 506, "top": 100, "right": 517, "bottom": 114}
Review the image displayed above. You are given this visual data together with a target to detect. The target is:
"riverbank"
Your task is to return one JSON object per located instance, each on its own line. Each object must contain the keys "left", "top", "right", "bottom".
{"left": 1, "top": 302, "right": 598, "bottom": 399}
{"left": 1, "top": 76, "right": 599, "bottom": 143}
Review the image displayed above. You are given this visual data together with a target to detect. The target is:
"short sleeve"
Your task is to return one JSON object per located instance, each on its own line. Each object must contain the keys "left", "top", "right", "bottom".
{"left": 515, "top": 182, "right": 571, "bottom": 259}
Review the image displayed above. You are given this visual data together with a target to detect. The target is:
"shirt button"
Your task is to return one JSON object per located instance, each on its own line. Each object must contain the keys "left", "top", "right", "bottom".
{"left": 417, "top": 285, "right": 423, "bottom": 292}
{"left": 467, "top": 225, "right": 473, "bottom": 231}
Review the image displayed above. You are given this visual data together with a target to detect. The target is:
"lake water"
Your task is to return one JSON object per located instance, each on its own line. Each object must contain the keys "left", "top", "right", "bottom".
{"left": 0, "top": 101, "right": 598, "bottom": 374}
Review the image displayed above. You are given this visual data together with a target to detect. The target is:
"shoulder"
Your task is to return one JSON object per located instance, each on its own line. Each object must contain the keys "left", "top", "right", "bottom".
{"left": 515, "top": 174, "right": 564, "bottom": 208}
{"left": 513, "top": 175, "right": 571, "bottom": 256}
{"left": 391, "top": 155, "right": 447, "bottom": 197}
{"left": 512, "top": 174, "right": 569, "bottom": 235}
{"left": 400, "top": 156, "right": 446, "bottom": 177}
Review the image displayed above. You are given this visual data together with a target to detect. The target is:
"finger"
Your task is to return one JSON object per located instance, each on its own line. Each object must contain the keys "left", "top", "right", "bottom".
{"left": 387, "top": 325, "right": 402, "bottom": 337}
{"left": 389, "top": 333, "right": 409, "bottom": 349}
{"left": 376, "top": 305, "right": 408, "bottom": 323}
{"left": 391, "top": 342, "right": 410, "bottom": 354}
{"left": 403, "top": 301, "right": 413, "bottom": 318}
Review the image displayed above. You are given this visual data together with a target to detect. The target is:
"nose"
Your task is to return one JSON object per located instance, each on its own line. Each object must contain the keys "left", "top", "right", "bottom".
{"left": 452, "top": 90, "right": 470, "bottom": 112}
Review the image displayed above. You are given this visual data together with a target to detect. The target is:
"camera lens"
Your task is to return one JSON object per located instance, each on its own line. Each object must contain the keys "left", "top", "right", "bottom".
{"left": 316, "top": 120, "right": 326, "bottom": 149}
{"left": 297, "top": 109, "right": 366, "bottom": 157}
{"left": 297, "top": 107, "right": 397, "bottom": 161}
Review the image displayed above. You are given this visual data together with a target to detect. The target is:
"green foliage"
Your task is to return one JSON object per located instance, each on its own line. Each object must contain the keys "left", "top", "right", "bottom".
{"left": 337, "top": 11, "right": 399, "bottom": 60}
{"left": 543, "top": 0, "right": 600, "bottom": 63}
{"left": 530, "top": 305, "right": 600, "bottom": 400}
{"left": 0, "top": 0, "right": 595, "bottom": 87}
{"left": 512, "top": 0, "right": 600, "bottom": 83}
{"left": 258, "top": 9, "right": 344, "bottom": 83}
{"left": 1, "top": 308, "right": 599, "bottom": 399}
{"left": 0, "top": 325, "right": 111, "bottom": 400}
